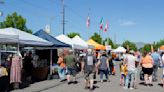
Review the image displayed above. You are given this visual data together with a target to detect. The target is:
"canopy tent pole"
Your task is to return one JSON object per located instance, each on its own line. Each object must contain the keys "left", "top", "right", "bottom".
{"left": 5, "top": 44, "right": 7, "bottom": 52}
{"left": 17, "top": 43, "right": 20, "bottom": 53}
{"left": 50, "top": 49, "right": 53, "bottom": 75}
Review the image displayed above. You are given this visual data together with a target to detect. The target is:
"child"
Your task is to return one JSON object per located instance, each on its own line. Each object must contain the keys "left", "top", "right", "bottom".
{"left": 120, "top": 62, "right": 127, "bottom": 86}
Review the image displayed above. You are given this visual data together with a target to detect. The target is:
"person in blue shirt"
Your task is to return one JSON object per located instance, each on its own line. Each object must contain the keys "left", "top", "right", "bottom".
{"left": 151, "top": 49, "right": 161, "bottom": 81}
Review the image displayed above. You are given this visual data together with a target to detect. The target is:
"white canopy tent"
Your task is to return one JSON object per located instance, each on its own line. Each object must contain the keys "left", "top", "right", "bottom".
{"left": 112, "top": 46, "right": 126, "bottom": 53}
{"left": 56, "top": 35, "right": 94, "bottom": 49}
{"left": 72, "top": 36, "right": 89, "bottom": 49}
{"left": 0, "top": 28, "right": 53, "bottom": 64}
{"left": 0, "top": 28, "right": 18, "bottom": 43}
{"left": 0, "top": 28, "right": 53, "bottom": 46}
{"left": 55, "top": 34, "right": 75, "bottom": 48}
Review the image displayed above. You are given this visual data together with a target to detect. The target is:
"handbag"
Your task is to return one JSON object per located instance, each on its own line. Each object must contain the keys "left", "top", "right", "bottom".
{"left": 140, "top": 70, "right": 144, "bottom": 81}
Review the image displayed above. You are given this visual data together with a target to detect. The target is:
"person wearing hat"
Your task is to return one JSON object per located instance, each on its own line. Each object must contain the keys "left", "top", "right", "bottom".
{"left": 81, "top": 49, "right": 97, "bottom": 91}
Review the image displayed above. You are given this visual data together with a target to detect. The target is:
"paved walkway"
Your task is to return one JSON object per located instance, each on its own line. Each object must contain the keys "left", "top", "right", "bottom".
{"left": 12, "top": 62, "right": 164, "bottom": 92}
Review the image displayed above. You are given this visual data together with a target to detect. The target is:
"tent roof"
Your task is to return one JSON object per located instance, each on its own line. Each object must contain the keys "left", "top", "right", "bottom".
{"left": 72, "top": 36, "right": 88, "bottom": 49}
{"left": 112, "top": 46, "right": 126, "bottom": 53}
{"left": 0, "top": 28, "right": 53, "bottom": 46}
{"left": 55, "top": 34, "right": 73, "bottom": 45}
{"left": 34, "top": 29, "right": 71, "bottom": 48}
{"left": 87, "top": 39, "right": 106, "bottom": 50}
{"left": 160, "top": 45, "right": 164, "bottom": 51}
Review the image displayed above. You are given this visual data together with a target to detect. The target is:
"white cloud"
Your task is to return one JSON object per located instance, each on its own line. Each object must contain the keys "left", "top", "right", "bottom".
{"left": 119, "top": 20, "right": 136, "bottom": 27}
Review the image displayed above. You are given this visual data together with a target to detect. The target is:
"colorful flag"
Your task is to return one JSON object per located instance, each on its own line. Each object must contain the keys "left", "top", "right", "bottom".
{"left": 99, "top": 17, "right": 103, "bottom": 31}
{"left": 104, "top": 22, "right": 108, "bottom": 32}
{"left": 86, "top": 16, "right": 90, "bottom": 28}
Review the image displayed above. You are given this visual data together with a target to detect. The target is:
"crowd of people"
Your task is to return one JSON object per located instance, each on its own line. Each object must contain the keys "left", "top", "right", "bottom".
{"left": 56, "top": 49, "right": 164, "bottom": 91}
{"left": 1, "top": 48, "right": 164, "bottom": 91}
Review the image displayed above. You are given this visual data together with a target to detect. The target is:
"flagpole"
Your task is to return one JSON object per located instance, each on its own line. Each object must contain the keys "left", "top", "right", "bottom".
{"left": 87, "top": 13, "right": 90, "bottom": 41}
{"left": 101, "top": 30, "right": 103, "bottom": 45}
{"left": 88, "top": 8, "right": 91, "bottom": 41}
{"left": 107, "top": 22, "right": 110, "bottom": 46}
{"left": 99, "top": 17, "right": 103, "bottom": 45}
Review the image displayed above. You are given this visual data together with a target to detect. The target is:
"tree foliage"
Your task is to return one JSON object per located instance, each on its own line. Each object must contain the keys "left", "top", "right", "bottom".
{"left": 0, "top": 12, "right": 32, "bottom": 33}
{"left": 90, "top": 32, "right": 102, "bottom": 44}
{"left": 140, "top": 44, "right": 151, "bottom": 53}
{"left": 67, "top": 32, "right": 80, "bottom": 38}
{"left": 122, "top": 40, "right": 137, "bottom": 51}
{"left": 103, "top": 38, "right": 117, "bottom": 49}
{"left": 155, "top": 39, "right": 164, "bottom": 49}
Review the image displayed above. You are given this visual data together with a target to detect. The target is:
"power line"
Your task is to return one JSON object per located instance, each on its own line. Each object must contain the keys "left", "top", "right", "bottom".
{"left": 21, "top": 0, "right": 60, "bottom": 17}
{"left": 66, "top": 5, "right": 100, "bottom": 32}
{"left": 21, "top": 0, "right": 50, "bottom": 11}
{"left": 67, "top": 5, "right": 100, "bottom": 25}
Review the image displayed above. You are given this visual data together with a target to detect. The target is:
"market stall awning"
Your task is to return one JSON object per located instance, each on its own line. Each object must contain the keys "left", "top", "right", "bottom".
{"left": 160, "top": 45, "right": 164, "bottom": 51}
{"left": 112, "top": 46, "right": 126, "bottom": 53}
{"left": 0, "top": 28, "right": 53, "bottom": 46}
{"left": 87, "top": 39, "right": 106, "bottom": 50}
{"left": 55, "top": 34, "right": 73, "bottom": 46}
{"left": 34, "top": 29, "right": 71, "bottom": 48}
{"left": 72, "top": 36, "right": 88, "bottom": 49}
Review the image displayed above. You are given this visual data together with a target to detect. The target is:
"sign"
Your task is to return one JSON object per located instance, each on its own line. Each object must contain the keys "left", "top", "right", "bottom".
{"left": 106, "top": 45, "right": 111, "bottom": 51}
{"left": 45, "top": 25, "right": 51, "bottom": 34}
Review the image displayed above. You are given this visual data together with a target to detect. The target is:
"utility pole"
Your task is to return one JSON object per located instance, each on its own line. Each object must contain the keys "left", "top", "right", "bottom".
{"left": 0, "top": 0, "right": 4, "bottom": 17}
{"left": 61, "top": 0, "right": 65, "bottom": 34}
{"left": 114, "top": 33, "right": 116, "bottom": 45}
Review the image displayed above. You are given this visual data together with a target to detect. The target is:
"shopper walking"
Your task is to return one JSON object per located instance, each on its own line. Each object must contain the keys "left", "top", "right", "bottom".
{"left": 141, "top": 52, "right": 154, "bottom": 86}
{"left": 81, "top": 49, "right": 97, "bottom": 91}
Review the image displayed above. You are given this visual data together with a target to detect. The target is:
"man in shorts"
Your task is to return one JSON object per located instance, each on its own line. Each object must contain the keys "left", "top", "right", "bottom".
{"left": 81, "top": 49, "right": 97, "bottom": 91}
{"left": 64, "top": 50, "right": 77, "bottom": 85}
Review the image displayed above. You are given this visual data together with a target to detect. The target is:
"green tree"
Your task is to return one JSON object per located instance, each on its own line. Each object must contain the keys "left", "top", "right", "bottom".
{"left": 122, "top": 40, "right": 137, "bottom": 51}
{"left": 67, "top": 32, "right": 80, "bottom": 38}
{"left": 90, "top": 32, "right": 102, "bottom": 44}
{"left": 155, "top": 39, "right": 164, "bottom": 49}
{"left": 103, "top": 38, "right": 117, "bottom": 49}
{"left": 140, "top": 44, "right": 151, "bottom": 53}
{"left": 0, "top": 12, "right": 32, "bottom": 33}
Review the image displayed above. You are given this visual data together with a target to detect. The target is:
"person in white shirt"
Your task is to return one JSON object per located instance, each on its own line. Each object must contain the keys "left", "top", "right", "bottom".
{"left": 123, "top": 50, "right": 138, "bottom": 90}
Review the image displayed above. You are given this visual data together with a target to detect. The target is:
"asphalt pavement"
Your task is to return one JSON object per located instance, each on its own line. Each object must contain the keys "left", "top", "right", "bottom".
{"left": 12, "top": 62, "right": 164, "bottom": 92}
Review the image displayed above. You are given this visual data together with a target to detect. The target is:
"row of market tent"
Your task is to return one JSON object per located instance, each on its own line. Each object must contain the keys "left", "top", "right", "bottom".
{"left": 0, "top": 27, "right": 107, "bottom": 50}
{"left": 1, "top": 27, "right": 164, "bottom": 53}
{"left": 0, "top": 28, "right": 108, "bottom": 65}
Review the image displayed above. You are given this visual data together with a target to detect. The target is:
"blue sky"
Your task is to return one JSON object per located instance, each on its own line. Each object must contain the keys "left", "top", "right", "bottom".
{"left": 0, "top": 0, "right": 164, "bottom": 44}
